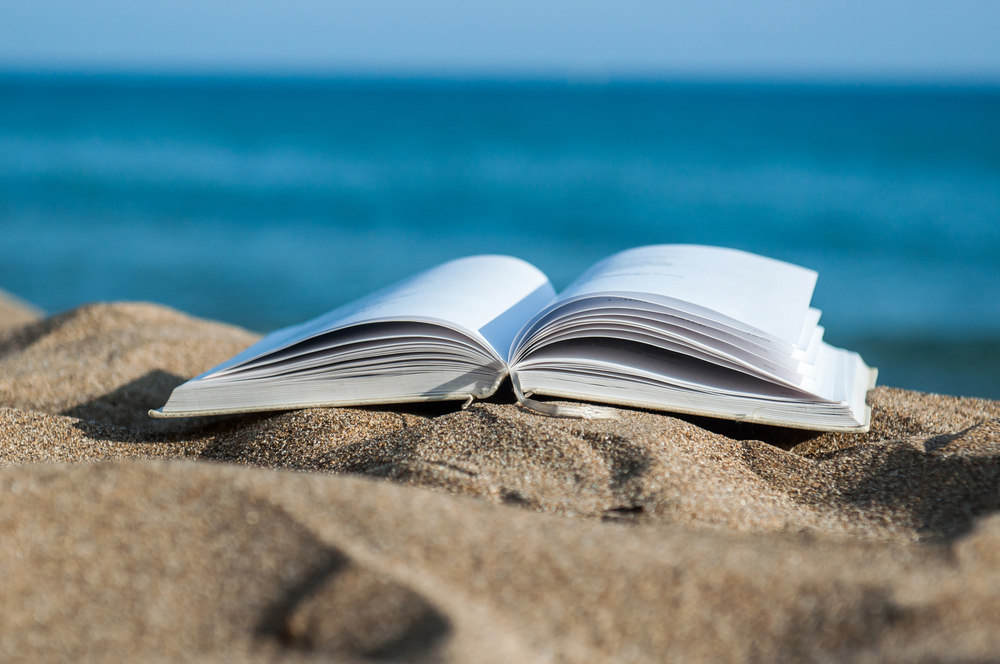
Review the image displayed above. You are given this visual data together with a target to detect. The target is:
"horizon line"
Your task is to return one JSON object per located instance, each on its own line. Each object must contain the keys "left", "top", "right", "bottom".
{"left": 2, "top": 64, "right": 1000, "bottom": 89}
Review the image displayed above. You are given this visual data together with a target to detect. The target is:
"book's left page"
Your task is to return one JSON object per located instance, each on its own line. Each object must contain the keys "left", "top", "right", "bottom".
{"left": 152, "top": 255, "right": 555, "bottom": 417}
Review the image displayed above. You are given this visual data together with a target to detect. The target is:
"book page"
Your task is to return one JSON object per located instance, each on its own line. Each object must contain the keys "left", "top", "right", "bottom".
{"left": 515, "top": 338, "right": 814, "bottom": 400}
{"left": 204, "top": 255, "right": 554, "bottom": 376}
{"left": 209, "top": 323, "right": 496, "bottom": 381}
{"left": 512, "top": 297, "right": 815, "bottom": 373}
{"left": 556, "top": 245, "right": 817, "bottom": 344}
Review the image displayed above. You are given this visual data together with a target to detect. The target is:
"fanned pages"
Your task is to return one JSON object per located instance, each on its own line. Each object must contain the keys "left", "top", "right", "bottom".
{"left": 153, "top": 245, "right": 876, "bottom": 432}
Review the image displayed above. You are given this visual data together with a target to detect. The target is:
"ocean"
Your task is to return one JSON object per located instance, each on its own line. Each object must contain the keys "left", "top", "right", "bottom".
{"left": 1, "top": 75, "right": 998, "bottom": 398}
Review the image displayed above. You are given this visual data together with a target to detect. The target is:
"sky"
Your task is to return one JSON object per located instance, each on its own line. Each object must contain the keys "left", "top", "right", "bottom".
{"left": 1, "top": 0, "right": 999, "bottom": 80}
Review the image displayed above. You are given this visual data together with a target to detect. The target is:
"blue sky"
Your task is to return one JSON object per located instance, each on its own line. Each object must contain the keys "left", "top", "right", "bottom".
{"left": 1, "top": 0, "right": 998, "bottom": 79}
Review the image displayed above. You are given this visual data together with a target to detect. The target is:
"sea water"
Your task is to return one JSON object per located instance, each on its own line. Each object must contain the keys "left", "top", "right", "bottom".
{"left": 1, "top": 75, "right": 998, "bottom": 398}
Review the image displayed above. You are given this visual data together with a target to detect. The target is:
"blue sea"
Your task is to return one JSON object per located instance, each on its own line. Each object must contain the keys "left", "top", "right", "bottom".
{"left": 1, "top": 75, "right": 998, "bottom": 398}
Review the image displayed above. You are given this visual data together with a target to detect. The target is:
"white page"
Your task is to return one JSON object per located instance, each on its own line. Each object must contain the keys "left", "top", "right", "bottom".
{"left": 514, "top": 369, "right": 863, "bottom": 430}
{"left": 511, "top": 295, "right": 788, "bottom": 362}
{"left": 515, "top": 339, "right": 816, "bottom": 400}
{"left": 797, "top": 308, "right": 822, "bottom": 350}
{"left": 555, "top": 245, "right": 817, "bottom": 344}
{"left": 210, "top": 322, "right": 491, "bottom": 379}
{"left": 515, "top": 306, "right": 811, "bottom": 374}
{"left": 221, "top": 341, "right": 490, "bottom": 382}
{"left": 517, "top": 321, "right": 808, "bottom": 386}
{"left": 201, "top": 255, "right": 554, "bottom": 377}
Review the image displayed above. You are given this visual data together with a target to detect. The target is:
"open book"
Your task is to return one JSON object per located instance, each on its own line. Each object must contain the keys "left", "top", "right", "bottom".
{"left": 152, "top": 245, "right": 876, "bottom": 432}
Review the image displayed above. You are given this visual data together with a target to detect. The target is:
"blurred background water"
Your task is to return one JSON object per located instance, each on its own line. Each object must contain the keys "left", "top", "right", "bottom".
{"left": 1, "top": 74, "right": 998, "bottom": 398}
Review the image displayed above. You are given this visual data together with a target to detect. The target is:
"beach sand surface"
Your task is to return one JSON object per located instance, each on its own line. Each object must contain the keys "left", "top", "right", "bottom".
{"left": 2, "top": 294, "right": 1000, "bottom": 663}
{"left": 0, "top": 289, "right": 42, "bottom": 331}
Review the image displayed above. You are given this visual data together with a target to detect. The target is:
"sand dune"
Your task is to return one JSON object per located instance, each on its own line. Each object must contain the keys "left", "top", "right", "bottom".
{"left": 2, "top": 298, "right": 1000, "bottom": 662}
{"left": 0, "top": 289, "right": 41, "bottom": 331}
{"left": 0, "top": 301, "right": 259, "bottom": 432}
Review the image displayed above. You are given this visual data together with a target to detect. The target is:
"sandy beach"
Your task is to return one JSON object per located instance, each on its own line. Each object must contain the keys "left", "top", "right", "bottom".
{"left": 2, "top": 293, "right": 1000, "bottom": 662}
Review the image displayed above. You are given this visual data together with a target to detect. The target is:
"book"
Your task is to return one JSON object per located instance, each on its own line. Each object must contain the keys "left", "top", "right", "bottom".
{"left": 151, "top": 245, "right": 877, "bottom": 432}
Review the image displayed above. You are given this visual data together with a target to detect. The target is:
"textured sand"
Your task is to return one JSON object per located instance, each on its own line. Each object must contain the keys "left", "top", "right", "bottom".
{"left": 0, "top": 301, "right": 259, "bottom": 432}
{"left": 2, "top": 299, "right": 1000, "bottom": 662}
{"left": 0, "top": 288, "right": 41, "bottom": 330}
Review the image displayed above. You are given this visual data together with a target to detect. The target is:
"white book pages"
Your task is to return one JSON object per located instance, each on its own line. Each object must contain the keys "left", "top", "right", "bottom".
{"left": 153, "top": 245, "right": 874, "bottom": 431}
{"left": 510, "top": 293, "right": 825, "bottom": 390}
{"left": 160, "top": 367, "right": 505, "bottom": 416}
{"left": 157, "top": 257, "right": 555, "bottom": 416}
{"left": 552, "top": 245, "right": 817, "bottom": 346}
{"left": 209, "top": 323, "right": 492, "bottom": 380}
{"left": 515, "top": 338, "right": 815, "bottom": 400}
{"left": 224, "top": 344, "right": 490, "bottom": 383}
{"left": 514, "top": 300, "right": 772, "bottom": 364}
{"left": 513, "top": 303, "right": 818, "bottom": 377}
{"left": 795, "top": 308, "right": 823, "bottom": 352}
{"left": 515, "top": 321, "right": 809, "bottom": 387}
{"left": 511, "top": 293, "right": 810, "bottom": 366}
{"left": 794, "top": 326, "right": 824, "bottom": 375}
{"left": 200, "top": 255, "right": 554, "bottom": 379}
{"left": 515, "top": 371, "right": 866, "bottom": 430}
{"left": 513, "top": 338, "right": 871, "bottom": 430}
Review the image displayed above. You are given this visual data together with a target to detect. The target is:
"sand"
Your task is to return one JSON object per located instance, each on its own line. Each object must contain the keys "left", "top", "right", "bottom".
{"left": 0, "top": 289, "right": 42, "bottom": 331}
{"left": 0, "top": 300, "right": 260, "bottom": 433}
{"left": 2, "top": 293, "right": 1000, "bottom": 662}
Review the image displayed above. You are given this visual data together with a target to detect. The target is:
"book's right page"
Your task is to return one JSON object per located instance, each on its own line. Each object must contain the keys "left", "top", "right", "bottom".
{"left": 511, "top": 245, "right": 821, "bottom": 377}
{"left": 509, "top": 245, "right": 873, "bottom": 431}
{"left": 553, "top": 245, "right": 817, "bottom": 345}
